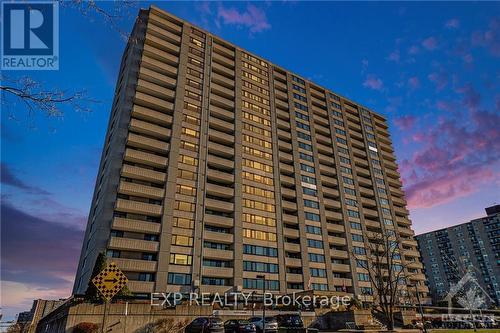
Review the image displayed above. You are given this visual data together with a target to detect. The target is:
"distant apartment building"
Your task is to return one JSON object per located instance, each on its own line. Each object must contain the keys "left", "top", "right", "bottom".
{"left": 73, "top": 5, "right": 428, "bottom": 303}
{"left": 416, "top": 205, "right": 500, "bottom": 305}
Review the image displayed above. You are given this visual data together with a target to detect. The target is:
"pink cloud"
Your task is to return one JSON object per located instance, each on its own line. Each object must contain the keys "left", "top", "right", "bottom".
{"left": 393, "top": 115, "right": 416, "bottom": 131}
{"left": 436, "top": 100, "right": 455, "bottom": 112}
{"left": 445, "top": 18, "right": 460, "bottom": 29}
{"left": 217, "top": 4, "right": 271, "bottom": 33}
{"left": 387, "top": 50, "right": 400, "bottom": 62}
{"left": 456, "top": 84, "right": 481, "bottom": 111}
{"left": 401, "top": 107, "right": 500, "bottom": 209}
{"left": 422, "top": 36, "right": 438, "bottom": 50}
{"left": 408, "top": 76, "right": 420, "bottom": 89}
{"left": 428, "top": 71, "right": 449, "bottom": 91}
{"left": 471, "top": 18, "right": 500, "bottom": 57}
{"left": 363, "top": 74, "right": 384, "bottom": 91}
{"left": 408, "top": 45, "right": 420, "bottom": 55}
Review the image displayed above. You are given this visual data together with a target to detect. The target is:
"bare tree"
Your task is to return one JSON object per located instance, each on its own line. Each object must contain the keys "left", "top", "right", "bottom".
{"left": 354, "top": 231, "right": 419, "bottom": 330}
{"left": 1, "top": 1, "right": 138, "bottom": 120}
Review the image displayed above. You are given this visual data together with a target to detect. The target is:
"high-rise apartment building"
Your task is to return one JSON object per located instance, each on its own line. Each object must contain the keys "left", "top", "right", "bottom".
{"left": 73, "top": 6, "right": 428, "bottom": 303}
{"left": 416, "top": 205, "right": 500, "bottom": 306}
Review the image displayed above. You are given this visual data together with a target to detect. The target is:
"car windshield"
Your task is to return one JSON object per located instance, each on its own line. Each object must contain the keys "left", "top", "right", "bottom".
{"left": 238, "top": 320, "right": 250, "bottom": 324}
{"left": 210, "top": 318, "right": 223, "bottom": 324}
{"left": 265, "top": 318, "right": 277, "bottom": 323}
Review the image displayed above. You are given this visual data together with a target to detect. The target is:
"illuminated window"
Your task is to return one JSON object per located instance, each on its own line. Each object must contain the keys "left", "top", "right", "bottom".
{"left": 179, "top": 155, "right": 198, "bottom": 166}
{"left": 172, "top": 235, "right": 194, "bottom": 247}
{"left": 182, "top": 127, "right": 199, "bottom": 138}
{"left": 243, "top": 146, "right": 272, "bottom": 160}
{"left": 243, "top": 123, "right": 271, "bottom": 137}
{"left": 242, "top": 213, "right": 276, "bottom": 226}
{"left": 175, "top": 201, "right": 195, "bottom": 212}
{"left": 170, "top": 253, "right": 192, "bottom": 265}
{"left": 243, "top": 159, "right": 273, "bottom": 173}
{"left": 176, "top": 184, "right": 196, "bottom": 196}
{"left": 242, "top": 171, "right": 273, "bottom": 186}
{"left": 243, "top": 229, "right": 277, "bottom": 241}
{"left": 242, "top": 111, "right": 271, "bottom": 126}
{"left": 173, "top": 217, "right": 194, "bottom": 229}
{"left": 243, "top": 199, "right": 275, "bottom": 212}
{"left": 177, "top": 169, "right": 196, "bottom": 181}
{"left": 180, "top": 141, "right": 199, "bottom": 152}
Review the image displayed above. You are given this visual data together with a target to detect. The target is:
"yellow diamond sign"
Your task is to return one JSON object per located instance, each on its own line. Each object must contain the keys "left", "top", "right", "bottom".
{"left": 92, "top": 262, "right": 128, "bottom": 301}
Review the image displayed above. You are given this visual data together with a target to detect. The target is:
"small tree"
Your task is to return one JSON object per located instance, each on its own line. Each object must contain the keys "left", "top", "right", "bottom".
{"left": 84, "top": 252, "right": 107, "bottom": 302}
{"left": 353, "top": 232, "right": 419, "bottom": 330}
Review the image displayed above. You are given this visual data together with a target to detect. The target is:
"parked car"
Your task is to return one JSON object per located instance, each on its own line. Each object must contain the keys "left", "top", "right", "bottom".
{"left": 185, "top": 317, "right": 224, "bottom": 333}
{"left": 273, "top": 314, "right": 304, "bottom": 328}
{"left": 248, "top": 317, "right": 279, "bottom": 333}
{"left": 224, "top": 319, "right": 257, "bottom": 333}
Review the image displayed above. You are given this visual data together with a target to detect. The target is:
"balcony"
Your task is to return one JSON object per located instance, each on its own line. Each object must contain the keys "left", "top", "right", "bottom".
{"left": 210, "top": 104, "right": 235, "bottom": 122}
{"left": 135, "top": 91, "right": 174, "bottom": 113}
{"left": 280, "top": 174, "right": 295, "bottom": 186}
{"left": 145, "top": 32, "right": 180, "bottom": 55}
{"left": 142, "top": 44, "right": 179, "bottom": 67}
{"left": 211, "top": 72, "right": 234, "bottom": 89}
{"left": 209, "top": 128, "right": 234, "bottom": 146}
{"left": 321, "top": 175, "right": 337, "bottom": 187}
{"left": 208, "top": 141, "right": 234, "bottom": 158}
{"left": 325, "top": 210, "right": 343, "bottom": 221}
{"left": 136, "top": 78, "right": 175, "bottom": 101}
{"left": 206, "top": 182, "right": 234, "bottom": 198}
{"left": 286, "top": 273, "right": 303, "bottom": 283}
{"left": 203, "top": 248, "right": 233, "bottom": 260}
{"left": 207, "top": 168, "right": 234, "bottom": 184}
{"left": 113, "top": 258, "right": 157, "bottom": 272}
{"left": 121, "top": 164, "right": 166, "bottom": 184}
{"left": 362, "top": 208, "right": 378, "bottom": 219}
{"left": 118, "top": 181, "right": 165, "bottom": 200}
{"left": 330, "top": 249, "right": 349, "bottom": 259}
{"left": 213, "top": 52, "right": 235, "bottom": 68}
{"left": 204, "top": 230, "right": 233, "bottom": 243}
{"left": 147, "top": 20, "right": 181, "bottom": 45}
{"left": 108, "top": 236, "right": 159, "bottom": 252}
{"left": 328, "top": 236, "right": 346, "bottom": 246}
{"left": 139, "top": 66, "right": 176, "bottom": 89}
{"left": 282, "top": 214, "right": 298, "bottom": 225}
{"left": 284, "top": 228, "right": 299, "bottom": 238}
{"left": 130, "top": 118, "right": 171, "bottom": 140}
{"left": 124, "top": 148, "right": 168, "bottom": 168}
{"left": 127, "top": 281, "right": 155, "bottom": 293}
{"left": 332, "top": 263, "right": 351, "bottom": 273}
{"left": 205, "top": 198, "right": 234, "bottom": 213}
{"left": 278, "top": 152, "right": 293, "bottom": 164}
{"left": 212, "top": 62, "right": 234, "bottom": 78}
{"left": 131, "top": 105, "right": 173, "bottom": 126}
{"left": 284, "top": 243, "right": 301, "bottom": 252}
{"left": 149, "top": 10, "right": 182, "bottom": 34}
{"left": 115, "top": 198, "right": 163, "bottom": 216}
{"left": 207, "top": 154, "right": 234, "bottom": 170}
{"left": 211, "top": 82, "right": 235, "bottom": 100}
{"left": 203, "top": 267, "right": 234, "bottom": 278}
{"left": 327, "top": 223, "right": 345, "bottom": 233}
{"left": 112, "top": 217, "right": 161, "bottom": 234}
{"left": 285, "top": 257, "right": 302, "bottom": 267}
{"left": 204, "top": 214, "right": 234, "bottom": 228}
{"left": 275, "top": 99, "right": 289, "bottom": 111}
{"left": 282, "top": 200, "right": 297, "bottom": 212}
{"left": 274, "top": 81, "right": 287, "bottom": 91}
{"left": 279, "top": 163, "right": 294, "bottom": 175}
{"left": 127, "top": 133, "right": 169, "bottom": 153}
{"left": 323, "top": 198, "right": 341, "bottom": 209}
{"left": 141, "top": 55, "right": 178, "bottom": 79}
{"left": 211, "top": 94, "right": 235, "bottom": 111}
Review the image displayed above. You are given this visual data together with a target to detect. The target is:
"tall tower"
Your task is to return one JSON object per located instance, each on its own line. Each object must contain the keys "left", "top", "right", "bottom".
{"left": 73, "top": 5, "right": 429, "bottom": 303}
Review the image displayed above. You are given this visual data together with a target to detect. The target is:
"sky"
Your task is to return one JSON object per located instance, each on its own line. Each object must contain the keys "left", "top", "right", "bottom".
{"left": 1, "top": 1, "right": 499, "bottom": 322}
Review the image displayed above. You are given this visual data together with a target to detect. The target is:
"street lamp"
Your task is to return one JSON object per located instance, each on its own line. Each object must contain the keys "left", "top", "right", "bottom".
{"left": 257, "top": 274, "right": 266, "bottom": 333}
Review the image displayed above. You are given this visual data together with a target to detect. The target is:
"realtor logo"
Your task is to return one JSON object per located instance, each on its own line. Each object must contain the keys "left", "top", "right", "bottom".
{"left": 2, "top": 1, "right": 59, "bottom": 70}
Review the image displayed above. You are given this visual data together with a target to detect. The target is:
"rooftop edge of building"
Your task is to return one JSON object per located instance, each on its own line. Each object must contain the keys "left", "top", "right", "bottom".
{"left": 146, "top": 4, "right": 388, "bottom": 123}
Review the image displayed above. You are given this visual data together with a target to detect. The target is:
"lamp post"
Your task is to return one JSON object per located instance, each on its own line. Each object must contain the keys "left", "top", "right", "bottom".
{"left": 257, "top": 274, "right": 266, "bottom": 333}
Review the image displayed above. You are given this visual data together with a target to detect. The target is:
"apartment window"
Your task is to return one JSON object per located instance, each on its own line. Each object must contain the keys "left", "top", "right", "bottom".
{"left": 310, "top": 268, "right": 327, "bottom": 277}
{"left": 242, "top": 213, "right": 276, "bottom": 226}
{"left": 345, "top": 198, "right": 358, "bottom": 207}
{"left": 243, "top": 134, "right": 272, "bottom": 149}
{"left": 340, "top": 166, "right": 352, "bottom": 174}
{"left": 340, "top": 157, "right": 351, "bottom": 165}
{"left": 244, "top": 278, "right": 279, "bottom": 290}
{"left": 304, "top": 199, "right": 319, "bottom": 209}
{"left": 243, "top": 111, "right": 271, "bottom": 126}
{"left": 243, "top": 185, "right": 274, "bottom": 199}
{"left": 361, "top": 287, "right": 373, "bottom": 295}
{"left": 298, "top": 142, "right": 313, "bottom": 151}
{"left": 335, "top": 128, "right": 346, "bottom": 136}
{"left": 186, "top": 89, "right": 202, "bottom": 101}
{"left": 300, "top": 163, "right": 315, "bottom": 173}
{"left": 292, "top": 76, "right": 305, "bottom": 85}
{"left": 179, "top": 155, "right": 198, "bottom": 166}
{"left": 202, "top": 277, "right": 228, "bottom": 286}
{"left": 242, "top": 71, "right": 268, "bottom": 85}
{"left": 168, "top": 273, "right": 191, "bottom": 285}
{"left": 332, "top": 102, "right": 341, "bottom": 109}
{"left": 243, "top": 244, "right": 278, "bottom": 257}
{"left": 243, "top": 91, "right": 270, "bottom": 106}
{"left": 138, "top": 273, "right": 155, "bottom": 282}
{"left": 243, "top": 80, "right": 269, "bottom": 95}
{"left": 243, "top": 199, "right": 275, "bottom": 212}
{"left": 382, "top": 208, "right": 391, "bottom": 215}
{"left": 293, "top": 84, "right": 306, "bottom": 93}
{"left": 356, "top": 259, "right": 368, "bottom": 268}
{"left": 243, "top": 159, "right": 273, "bottom": 173}
{"left": 242, "top": 171, "right": 273, "bottom": 186}
{"left": 180, "top": 140, "right": 199, "bottom": 152}
{"left": 308, "top": 253, "right": 325, "bottom": 263}
{"left": 297, "top": 131, "right": 311, "bottom": 141}
{"left": 384, "top": 218, "right": 394, "bottom": 225}
{"left": 296, "top": 121, "right": 310, "bottom": 131}
{"left": 172, "top": 235, "right": 194, "bottom": 247}
{"left": 373, "top": 168, "right": 383, "bottom": 175}
{"left": 176, "top": 184, "right": 196, "bottom": 196}
{"left": 186, "top": 68, "right": 202, "bottom": 79}
{"left": 170, "top": 254, "right": 192, "bottom": 265}
{"left": 337, "top": 147, "right": 349, "bottom": 155}
{"left": 348, "top": 210, "right": 360, "bottom": 218}
{"left": 353, "top": 247, "right": 366, "bottom": 255}
{"left": 173, "top": 217, "right": 194, "bottom": 229}
{"left": 305, "top": 212, "right": 320, "bottom": 222}
{"left": 183, "top": 114, "right": 200, "bottom": 126}
{"left": 312, "top": 283, "right": 328, "bottom": 291}
{"left": 186, "top": 78, "right": 202, "bottom": 90}
{"left": 175, "top": 201, "right": 195, "bottom": 212}
{"left": 334, "top": 119, "right": 345, "bottom": 127}
{"left": 343, "top": 176, "right": 354, "bottom": 185}
{"left": 307, "top": 239, "right": 323, "bottom": 248}
{"left": 204, "top": 241, "right": 230, "bottom": 250}
{"left": 243, "top": 261, "right": 279, "bottom": 273}
{"left": 378, "top": 187, "right": 387, "bottom": 195}
{"left": 306, "top": 225, "right": 322, "bottom": 235}
{"left": 380, "top": 198, "right": 389, "bottom": 206}
{"left": 365, "top": 125, "right": 374, "bottom": 132}
{"left": 303, "top": 188, "right": 317, "bottom": 197}
{"left": 350, "top": 222, "right": 362, "bottom": 230}
{"left": 243, "top": 123, "right": 271, "bottom": 137}
{"left": 242, "top": 61, "right": 267, "bottom": 75}
{"left": 177, "top": 169, "right": 197, "bottom": 181}
{"left": 243, "top": 228, "right": 276, "bottom": 241}
{"left": 336, "top": 137, "right": 347, "bottom": 145}
{"left": 299, "top": 152, "right": 314, "bottom": 162}
{"left": 203, "top": 259, "right": 232, "bottom": 268}
{"left": 352, "top": 234, "right": 364, "bottom": 242}
{"left": 190, "top": 37, "right": 204, "bottom": 47}
{"left": 333, "top": 109, "right": 342, "bottom": 117}
{"left": 358, "top": 273, "right": 370, "bottom": 282}
{"left": 295, "top": 111, "right": 309, "bottom": 121}
{"left": 301, "top": 175, "right": 316, "bottom": 185}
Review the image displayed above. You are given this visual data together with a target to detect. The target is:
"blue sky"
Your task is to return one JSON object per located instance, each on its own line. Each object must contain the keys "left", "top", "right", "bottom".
{"left": 1, "top": 1, "right": 499, "bottom": 321}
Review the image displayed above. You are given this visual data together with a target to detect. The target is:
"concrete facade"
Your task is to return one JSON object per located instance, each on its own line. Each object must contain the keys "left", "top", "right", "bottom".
{"left": 416, "top": 205, "right": 500, "bottom": 305}
{"left": 73, "top": 5, "right": 427, "bottom": 304}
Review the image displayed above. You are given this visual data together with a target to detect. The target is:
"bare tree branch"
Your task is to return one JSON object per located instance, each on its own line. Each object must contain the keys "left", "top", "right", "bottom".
{"left": 1, "top": 75, "right": 97, "bottom": 118}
